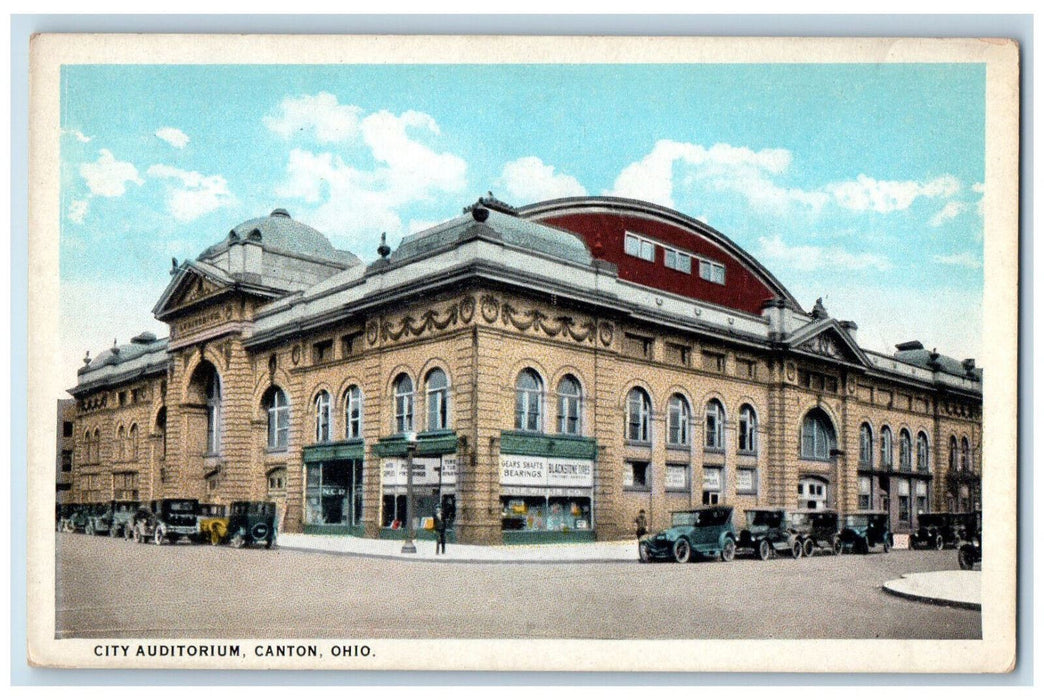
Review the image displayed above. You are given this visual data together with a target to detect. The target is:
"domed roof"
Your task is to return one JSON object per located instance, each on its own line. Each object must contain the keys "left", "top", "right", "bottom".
{"left": 199, "top": 209, "right": 358, "bottom": 265}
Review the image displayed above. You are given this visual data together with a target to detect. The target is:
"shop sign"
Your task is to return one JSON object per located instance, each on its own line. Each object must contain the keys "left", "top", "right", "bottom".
{"left": 381, "top": 456, "right": 457, "bottom": 486}
{"left": 665, "top": 465, "right": 688, "bottom": 490}
{"left": 499, "top": 455, "right": 593, "bottom": 488}
{"left": 702, "top": 467, "right": 722, "bottom": 490}
{"left": 735, "top": 468, "right": 755, "bottom": 493}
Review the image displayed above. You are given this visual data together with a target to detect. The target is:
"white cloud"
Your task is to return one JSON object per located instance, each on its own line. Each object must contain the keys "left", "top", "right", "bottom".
{"left": 932, "top": 251, "right": 982, "bottom": 269}
{"left": 62, "top": 128, "right": 91, "bottom": 143}
{"left": 264, "top": 92, "right": 363, "bottom": 143}
{"left": 825, "top": 174, "right": 961, "bottom": 213}
{"left": 270, "top": 99, "right": 468, "bottom": 246}
{"left": 68, "top": 199, "right": 89, "bottom": 224}
{"left": 79, "top": 149, "right": 143, "bottom": 197}
{"left": 496, "top": 156, "right": 587, "bottom": 204}
{"left": 146, "top": 164, "right": 234, "bottom": 221}
{"left": 607, "top": 140, "right": 825, "bottom": 214}
{"left": 757, "top": 234, "right": 893, "bottom": 272}
{"left": 929, "top": 201, "right": 967, "bottom": 227}
{"left": 155, "top": 127, "right": 189, "bottom": 149}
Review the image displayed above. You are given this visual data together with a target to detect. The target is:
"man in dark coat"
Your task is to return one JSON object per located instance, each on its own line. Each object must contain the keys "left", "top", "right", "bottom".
{"left": 435, "top": 507, "right": 447, "bottom": 555}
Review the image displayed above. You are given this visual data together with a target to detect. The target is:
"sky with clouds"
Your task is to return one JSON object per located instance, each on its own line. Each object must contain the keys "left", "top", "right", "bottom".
{"left": 59, "top": 63, "right": 985, "bottom": 395}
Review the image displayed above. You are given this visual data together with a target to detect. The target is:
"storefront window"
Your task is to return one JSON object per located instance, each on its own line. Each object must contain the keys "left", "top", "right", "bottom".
{"left": 500, "top": 496, "right": 591, "bottom": 532}
{"left": 304, "top": 460, "right": 363, "bottom": 526}
{"left": 384, "top": 493, "right": 457, "bottom": 530}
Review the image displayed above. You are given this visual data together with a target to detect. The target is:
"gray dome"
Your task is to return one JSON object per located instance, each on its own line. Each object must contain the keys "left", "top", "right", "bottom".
{"left": 200, "top": 209, "right": 358, "bottom": 265}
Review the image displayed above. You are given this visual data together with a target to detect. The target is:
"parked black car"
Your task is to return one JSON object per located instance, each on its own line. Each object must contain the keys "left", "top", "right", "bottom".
{"left": 840, "top": 511, "right": 892, "bottom": 554}
{"left": 107, "top": 500, "right": 140, "bottom": 538}
{"left": 56, "top": 503, "right": 78, "bottom": 532}
{"left": 224, "top": 501, "right": 277, "bottom": 548}
{"left": 132, "top": 499, "right": 201, "bottom": 545}
{"left": 61, "top": 503, "right": 90, "bottom": 533}
{"left": 736, "top": 508, "right": 801, "bottom": 560}
{"left": 638, "top": 506, "right": 737, "bottom": 563}
{"left": 790, "top": 509, "right": 843, "bottom": 556}
{"left": 84, "top": 502, "right": 112, "bottom": 536}
{"left": 910, "top": 512, "right": 962, "bottom": 550}
{"left": 957, "top": 510, "right": 982, "bottom": 570}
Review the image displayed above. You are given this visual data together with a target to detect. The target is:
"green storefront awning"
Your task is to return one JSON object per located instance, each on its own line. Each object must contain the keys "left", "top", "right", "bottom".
{"left": 499, "top": 431, "right": 597, "bottom": 460}
{"left": 373, "top": 430, "right": 460, "bottom": 458}
{"left": 303, "top": 439, "right": 365, "bottom": 462}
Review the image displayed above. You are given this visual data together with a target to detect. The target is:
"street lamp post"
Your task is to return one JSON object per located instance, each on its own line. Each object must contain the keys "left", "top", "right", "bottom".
{"left": 401, "top": 432, "right": 418, "bottom": 554}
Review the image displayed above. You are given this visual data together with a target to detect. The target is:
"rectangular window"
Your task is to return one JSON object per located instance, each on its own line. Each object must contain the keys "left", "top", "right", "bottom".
{"left": 698, "top": 259, "right": 726, "bottom": 285}
{"left": 118, "top": 391, "right": 126, "bottom": 406}
{"left": 623, "top": 333, "right": 653, "bottom": 359}
{"left": 341, "top": 332, "right": 362, "bottom": 358}
{"left": 61, "top": 450, "right": 73, "bottom": 472}
{"left": 735, "top": 358, "right": 756, "bottom": 380}
{"left": 665, "top": 342, "right": 691, "bottom": 366}
{"left": 624, "top": 232, "right": 656, "bottom": 262}
{"left": 898, "top": 479, "right": 911, "bottom": 523}
{"left": 701, "top": 351, "right": 725, "bottom": 373}
{"left": 63, "top": 421, "right": 73, "bottom": 437}
{"left": 623, "top": 461, "right": 650, "bottom": 490}
{"left": 665, "top": 464, "right": 689, "bottom": 491}
{"left": 664, "top": 248, "right": 692, "bottom": 273}
{"left": 312, "top": 339, "right": 333, "bottom": 364}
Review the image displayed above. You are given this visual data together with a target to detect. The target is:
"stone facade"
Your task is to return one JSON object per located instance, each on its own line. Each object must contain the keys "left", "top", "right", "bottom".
{"left": 65, "top": 198, "right": 983, "bottom": 542}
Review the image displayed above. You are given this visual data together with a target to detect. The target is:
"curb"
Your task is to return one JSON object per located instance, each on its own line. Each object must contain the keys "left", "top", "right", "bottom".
{"left": 880, "top": 581, "right": 981, "bottom": 611}
{"left": 275, "top": 545, "right": 637, "bottom": 566}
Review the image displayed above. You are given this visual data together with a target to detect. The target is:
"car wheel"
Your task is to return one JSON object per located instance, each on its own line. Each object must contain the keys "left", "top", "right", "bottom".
{"left": 831, "top": 536, "right": 842, "bottom": 555}
{"left": 230, "top": 532, "right": 246, "bottom": 549}
{"left": 209, "top": 526, "right": 222, "bottom": 546}
{"left": 153, "top": 528, "right": 166, "bottom": 546}
{"left": 264, "top": 538, "right": 274, "bottom": 550}
{"left": 134, "top": 526, "right": 143, "bottom": 544}
{"left": 638, "top": 541, "right": 651, "bottom": 563}
{"left": 109, "top": 525, "right": 119, "bottom": 538}
{"left": 757, "top": 539, "right": 771, "bottom": 561}
{"left": 251, "top": 523, "right": 270, "bottom": 541}
{"left": 672, "top": 538, "right": 692, "bottom": 563}
{"left": 720, "top": 538, "right": 736, "bottom": 562}
{"left": 883, "top": 536, "right": 892, "bottom": 554}
{"left": 125, "top": 526, "right": 134, "bottom": 541}
{"left": 935, "top": 535, "right": 945, "bottom": 551}
{"left": 958, "top": 546, "right": 975, "bottom": 570}
{"left": 802, "top": 538, "right": 815, "bottom": 558}
{"left": 790, "top": 541, "right": 803, "bottom": 559}
{"left": 85, "top": 522, "right": 95, "bottom": 536}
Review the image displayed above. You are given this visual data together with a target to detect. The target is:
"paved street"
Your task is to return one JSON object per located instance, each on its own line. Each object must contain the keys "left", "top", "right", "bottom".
{"left": 55, "top": 532, "right": 980, "bottom": 640}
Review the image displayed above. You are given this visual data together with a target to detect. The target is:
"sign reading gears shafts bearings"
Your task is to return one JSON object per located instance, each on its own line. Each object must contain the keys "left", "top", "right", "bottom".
{"left": 499, "top": 456, "right": 594, "bottom": 488}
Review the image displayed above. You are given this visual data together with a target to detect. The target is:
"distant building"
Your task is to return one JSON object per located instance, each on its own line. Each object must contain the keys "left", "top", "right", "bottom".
{"left": 55, "top": 399, "right": 76, "bottom": 508}
{"left": 65, "top": 196, "right": 983, "bottom": 543}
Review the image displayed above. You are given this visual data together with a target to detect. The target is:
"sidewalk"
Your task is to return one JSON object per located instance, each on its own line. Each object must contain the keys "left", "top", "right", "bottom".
{"left": 276, "top": 532, "right": 639, "bottom": 563}
{"left": 882, "top": 570, "right": 981, "bottom": 610}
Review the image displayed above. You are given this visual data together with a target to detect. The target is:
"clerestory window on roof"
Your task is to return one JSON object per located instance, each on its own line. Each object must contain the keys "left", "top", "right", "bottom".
{"left": 664, "top": 247, "right": 692, "bottom": 274}
{"left": 624, "top": 233, "right": 655, "bottom": 262}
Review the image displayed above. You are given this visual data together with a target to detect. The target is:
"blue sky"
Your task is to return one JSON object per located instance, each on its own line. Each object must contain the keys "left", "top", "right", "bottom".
{"left": 59, "top": 63, "right": 985, "bottom": 393}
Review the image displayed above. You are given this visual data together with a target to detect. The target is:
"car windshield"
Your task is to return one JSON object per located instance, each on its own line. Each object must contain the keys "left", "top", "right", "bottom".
{"left": 166, "top": 501, "right": 196, "bottom": 512}
{"left": 671, "top": 512, "right": 699, "bottom": 527}
{"left": 918, "top": 514, "right": 947, "bottom": 527}
{"left": 845, "top": 514, "right": 869, "bottom": 528}
{"left": 746, "top": 511, "right": 782, "bottom": 528}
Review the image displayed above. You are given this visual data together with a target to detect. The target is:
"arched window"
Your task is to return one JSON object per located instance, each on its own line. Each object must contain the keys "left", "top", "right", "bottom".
{"left": 738, "top": 404, "right": 757, "bottom": 453}
{"left": 949, "top": 436, "right": 959, "bottom": 471}
{"left": 344, "top": 385, "right": 363, "bottom": 439}
{"left": 394, "top": 374, "right": 414, "bottom": 433}
{"left": 92, "top": 428, "right": 100, "bottom": 463}
{"left": 800, "top": 409, "right": 836, "bottom": 460}
{"left": 205, "top": 370, "right": 221, "bottom": 455}
{"left": 116, "top": 425, "right": 125, "bottom": 460}
{"left": 128, "top": 424, "right": 138, "bottom": 460}
{"left": 515, "top": 369, "right": 543, "bottom": 432}
{"left": 155, "top": 407, "right": 167, "bottom": 460}
{"left": 626, "top": 388, "right": 652, "bottom": 442}
{"left": 917, "top": 432, "right": 930, "bottom": 472}
{"left": 556, "top": 375, "right": 582, "bottom": 435}
{"left": 83, "top": 431, "right": 91, "bottom": 463}
{"left": 859, "top": 423, "right": 873, "bottom": 467}
{"left": 899, "top": 429, "right": 912, "bottom": 471}
{"left": 960, "top": 437, "right": 970, "bottom": 472}
{"left": 425, "top": 368, "right": 450, "bottom": 431}
{"left": 265, "top": 387, "right": 290, "bottom": 450}
{"left": 667, "top": 394, "right": 690, "bottom": 446}
{"left": 880, "top": 426, "right": 894, "bottom": 469}
{"left": 705, "top": 399, "right": 725, "bottom": 450}
{"left": 314, "top": 390, "right": 331, "bottom": 443}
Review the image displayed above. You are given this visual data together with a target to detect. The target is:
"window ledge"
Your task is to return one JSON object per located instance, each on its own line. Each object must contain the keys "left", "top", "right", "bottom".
{"left": 737, "top": 450, "right": 758, "bottom": 457}
{"left": 623, "top": 486, "right": 652, "bottom": 493}
{"left": 266, "top": 447, "right": 289, "bottom": 456}
{"left": 703, "top": 447, "right": 726, "bottom": 454}
{"left": 664, "top": 488, "right": 690, "bottom": 494}
{"left": 625, "top": 440, "right": 652, "bottom": 448}
{"left": 799, "top": 456, "right": 833, "bottom": 463}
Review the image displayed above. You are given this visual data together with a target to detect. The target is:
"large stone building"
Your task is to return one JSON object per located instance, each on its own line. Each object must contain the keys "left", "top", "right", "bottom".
{"left": 65, "top": 196, "right": 983, "bottom": 544}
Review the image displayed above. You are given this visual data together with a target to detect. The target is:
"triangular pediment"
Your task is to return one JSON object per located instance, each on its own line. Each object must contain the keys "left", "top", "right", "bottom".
{"left": 786, "top": 319, "right": 869, "bottom": 367}
{"left": 152, "top": 261, "right": 235, "bottom": 320}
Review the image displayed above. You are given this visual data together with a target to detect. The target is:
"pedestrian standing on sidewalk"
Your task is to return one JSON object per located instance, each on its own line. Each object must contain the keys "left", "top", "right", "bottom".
{"left": 435, "top": 507, "right": 447, "bottom": 555}
{"left": 634, "top": 509, "right": 648, "bottom": 539}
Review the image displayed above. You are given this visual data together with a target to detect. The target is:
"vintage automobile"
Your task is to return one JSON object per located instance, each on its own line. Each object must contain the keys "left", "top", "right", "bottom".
{"left": 790, "top": 509, "right": 843, "bottom": 556}
{"left": 638, "top": 506, "right": 736, "bottom": 563}
{"left": 910, "top": 512, "right": 963, "bottom": 550}
{"left": 61, "top": 503, "right": 91, "bottom": 533}
{"left": 198, "top": 503, "right": 230, "bottom": 545}
{"left": 222, "top": 501, "right": 277, "bottom": 548}
{"left": 839, "top": 511, "right": 892, "bottom": 554}
{"left": 131, "top": 499, "right": 201, "bottom": 545}
{"left": 56, "top": 503, "right": 78, "bottom": 532}
{"left": 106, "top": 500, "right": 140, "bottom": 538}
{"left": 957, "top": 510, "right": 982, "bottom": 570}
{"left": 83, "top": 502, "right": 112, "bottom": 536}
{"left": 736, "top": 508, "right": 801, "bottom": 560}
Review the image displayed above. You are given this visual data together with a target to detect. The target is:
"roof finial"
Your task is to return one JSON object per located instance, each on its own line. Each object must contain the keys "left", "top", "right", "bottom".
{"left": 171, "top": 257, "right": 178, "bottom": 274}
{"left": 83, "top": 350, "right": 91, "bottom": 366}
{"left": 377, "top": 232, "right": 391, "bottom": 259}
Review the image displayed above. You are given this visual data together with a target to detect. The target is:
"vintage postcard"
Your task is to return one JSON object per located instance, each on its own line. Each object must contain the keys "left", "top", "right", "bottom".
{"left": 26, "top": 34, "right": 1019, "bottom": 672}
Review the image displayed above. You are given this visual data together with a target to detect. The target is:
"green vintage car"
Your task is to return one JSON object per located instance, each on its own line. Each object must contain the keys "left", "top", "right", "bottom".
{"left": 220, "top": 501, "right": 277, "bottom": 549}
{"left": 736, "top": 508, "right": 802, "bottom": 560}
{"left": 638, "top": 506, "right": 737, "bottom": 563}
{"left": 840, "top": 511, "right": 892, "bottom": 554}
